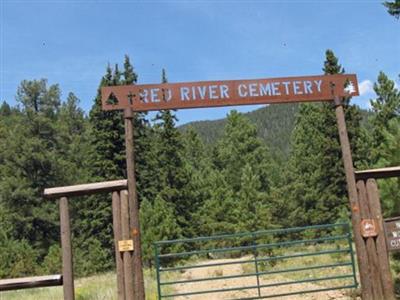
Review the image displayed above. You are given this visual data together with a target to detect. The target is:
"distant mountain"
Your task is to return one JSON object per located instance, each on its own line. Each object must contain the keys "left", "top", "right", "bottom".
{"left": 179, "top": 104, "right": 299, "bottom": 156}
{"left": 179, "top": 103, "right": 372, "bottom": 157}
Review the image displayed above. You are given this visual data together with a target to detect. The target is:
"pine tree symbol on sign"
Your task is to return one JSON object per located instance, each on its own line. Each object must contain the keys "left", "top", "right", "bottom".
{"left": 344, "top": 81, "right": 356, "bottom": 94}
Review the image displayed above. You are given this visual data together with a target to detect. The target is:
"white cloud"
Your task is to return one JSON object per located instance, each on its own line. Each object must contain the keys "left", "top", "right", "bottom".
{"left": 359, "top": 79, "right": 374, "bottom": 96}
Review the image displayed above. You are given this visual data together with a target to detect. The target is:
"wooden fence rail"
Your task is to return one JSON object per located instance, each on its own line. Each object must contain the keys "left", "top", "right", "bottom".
{"left": 0, "top": 275, "right": 63, "bottom": 291}
{"left": 43, "top": 180, "right": 128, "bottom": 198}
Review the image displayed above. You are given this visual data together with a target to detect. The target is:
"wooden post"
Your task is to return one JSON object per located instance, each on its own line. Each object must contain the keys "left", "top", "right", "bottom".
{"left": 112, "top": 191, "right": 125, "bottom": 300}
{"left": 366, "top": 179, "right": 396, "bottom": 300}
{"left": 334, "top": 97, "right": 371, "bottom": 300}
{"left": 121, "top": 190, "right": 135, "bottom": 300}
{"left": 123, "top": 108, "right": 145, "bottom": 300}
{"left": 356, "top": 181, "right": 383, "bottom": 299}
{"left": 59, "top": 197, "right": 75, "bottom": 300}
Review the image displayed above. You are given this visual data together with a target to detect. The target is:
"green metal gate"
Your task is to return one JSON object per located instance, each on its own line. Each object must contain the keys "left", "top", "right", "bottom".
{"left": 154, "top": 223, "right": 357, "bottom": 299}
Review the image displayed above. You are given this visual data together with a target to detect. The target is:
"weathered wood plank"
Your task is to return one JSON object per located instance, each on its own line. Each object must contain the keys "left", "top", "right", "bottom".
{"left": 357, "top": 180, "right": 378, "bottom": 299}
{"left": 0, "top": 275, "right": 62, "bottom": 291}
{"left": 112, "top": 191, "right": 125, "bottom": 300}
{"left": 121, "top": 190, "right": 135, "bottom": 300}
{"left": 335, "top": 99, "right": 371, "bottom": 300}
{"left": 366, "top": 179, "right": 396, "bottom": 300}
{"left": 60, "top": 197, "right": 75, "bottom": 300}
{"left": 355, "top": 166, "right": 400, "bottom": 180}
{"left": 124, "top": 108, "right": 145, "bottom": 300}
{"left": 44, "top": 180, "right": 128, "bottom": 198}
{"left": 356, "top": 180, "right": 383, "bottom": 300}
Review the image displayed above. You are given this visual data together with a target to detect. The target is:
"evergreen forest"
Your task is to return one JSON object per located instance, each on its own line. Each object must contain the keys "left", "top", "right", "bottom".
{"left": 0, "top": 50, "right": 399, "bottom": 280}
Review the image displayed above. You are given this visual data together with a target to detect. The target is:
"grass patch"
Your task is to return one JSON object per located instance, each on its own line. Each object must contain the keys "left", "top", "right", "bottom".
{"left": 1, "top": 244, "right": 361, "bottom": 299}
{"left": 0, "top": 269, "right": 166, "bottom": 300}
{"left": 255, "top": 243, "right": 359, "bottom": 298}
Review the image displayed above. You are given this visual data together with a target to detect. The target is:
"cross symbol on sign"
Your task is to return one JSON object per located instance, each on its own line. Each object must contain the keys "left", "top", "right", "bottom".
{"left": 344, "top": 81, "right": 356, "bottom": 94}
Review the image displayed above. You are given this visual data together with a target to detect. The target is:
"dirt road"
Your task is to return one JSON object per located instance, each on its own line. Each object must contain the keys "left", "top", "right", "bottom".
{"left": 173, "top": 257, "right": 357, "bottom": 299}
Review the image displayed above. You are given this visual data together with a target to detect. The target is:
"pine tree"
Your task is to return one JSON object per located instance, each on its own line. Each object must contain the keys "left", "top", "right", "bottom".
{"left": 384, "top": 0, "right": 400, "bottom": 18}
{"left": 370, "top": 72, "right": 400, "bottom": 164}
{"left": 196, "top": 170, "right": 237, "bottom": 237}
{"left": 75, "top": 65, "right": 126, "bottom": 273}
{"left": 284, "top": 50, "right": 366, "bottom": 227}
{"left": 181, "top": 127, "right": 213, "bottom": 236}
{"left": 57, "top": 92, "right": 90, "bottom": 184}
{"left": 319, "top": 50, "right": 366, "bottom": 220}
{"left": 236, "top": 164, "right": 272, "bottom": 233}
{"left": 123, "top": 55, "right": 138, "bottom": 85}
{"left": 153, "top": 109, "right": 189, "bottom": 225}
{"left": 197, "top": 110, "right": 273, "bottom": 237}
{"left": 79, "top": 57, "right": 142, "bottom": 273}
{"left": 368, "top": 73, "right": 400, "bottom": 217}
{"left": 283, "top": 104, "right": 325, "bottom": 227}
{"left": 151, "top": 70, "right": 191, "bottom": 232}
{"left": 89, "top": 64, "right": 125, "bottom": 180}
{"left": 140, "top": 195, "right": 182, "bottom": 266}
{"left": 123, "top": 56, "right": 155, "bottom": 205}
{"left": 0, "top": 80, "right": 63, "bottom": 257}
{"left": 377, "top": 119, "right": 400, "bottom": 217}
{"left": 80, "top": 56, "right": 156, "bottom": 273}
{"left": 0, "top": 101, "right": 11, "bottom": 116}
{"left": 16, "top": 79, "right": 60, "bottom": 116}
{"left": 0, "top": 81, "right": 95, "bottom": 277}
{"left": 213, "top": 110, "right": 272, "bottom": 194}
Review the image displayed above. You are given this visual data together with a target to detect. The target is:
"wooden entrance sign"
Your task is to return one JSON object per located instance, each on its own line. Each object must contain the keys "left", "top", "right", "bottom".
{"left": 102, "top": 73, "right": 360, "bottom": 300}
{"left": 101, "top": 74, "right": 359, "bottom": 111}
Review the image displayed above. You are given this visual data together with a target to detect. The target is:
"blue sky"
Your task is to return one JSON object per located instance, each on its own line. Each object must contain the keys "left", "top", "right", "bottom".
{"left": 1, "top": 0, "right": 399, "bottom": 125}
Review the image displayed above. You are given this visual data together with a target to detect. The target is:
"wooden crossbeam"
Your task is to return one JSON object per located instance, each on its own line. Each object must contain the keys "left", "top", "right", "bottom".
{"left": 355, "top": 166, "right": 400, "bottom": 180}
{"left": 43, "top": 179, "right": 128, "bottom": 198}
{"left": 0, "top": 274, "right": 62, "bottom": 291}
